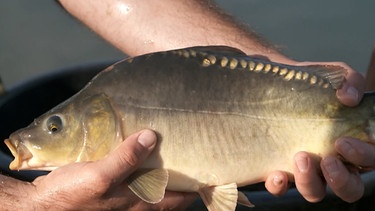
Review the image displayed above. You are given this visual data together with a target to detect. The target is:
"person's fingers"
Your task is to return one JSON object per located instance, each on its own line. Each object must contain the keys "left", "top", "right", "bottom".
{"left": 153, "top": 191, "right": 198, "bottom": 211}
{"left": 333, "top": 62, "right": 365, "bottom": 106}
{"left": 321, "top": 156, "right": 364, "bottom": 203}
{"left": 127, "top": 191, "right": 198, "bottom": 211}
{"left": 336, "top": 137, "right": 375, "bottom": 169}
{"left": 293, "top": 151, "right": 326, "bottom": 202}
{"left": 96, "top": 129, "right": 157, "bottom": 181}
{"left": 322, "top": 62, "right": 365, "bottom": 106}
{"left": 264, "top": 171, "right": 289, "bottom": 196}
{"left": 336, "top": 81, "right": 361, "bottom": 107}
{"left": 296, "top": 61, "right": 365, "bottom": 106}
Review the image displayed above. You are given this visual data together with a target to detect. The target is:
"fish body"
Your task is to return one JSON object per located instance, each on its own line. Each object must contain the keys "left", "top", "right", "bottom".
{"left": 4, "top": 46, "right": 375, "bottom": 210}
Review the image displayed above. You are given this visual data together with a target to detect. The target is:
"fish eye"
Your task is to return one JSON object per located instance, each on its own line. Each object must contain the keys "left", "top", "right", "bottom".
{"left": 46, "top": 115, "right": 63, "bottom": 134}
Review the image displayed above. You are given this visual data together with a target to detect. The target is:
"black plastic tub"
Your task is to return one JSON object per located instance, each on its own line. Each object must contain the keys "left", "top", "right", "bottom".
{"left": 0, "top": 62, "right": 374, "bottom": 210}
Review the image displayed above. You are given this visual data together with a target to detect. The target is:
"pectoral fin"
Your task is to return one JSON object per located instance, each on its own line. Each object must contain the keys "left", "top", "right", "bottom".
{"left": 127, "top": 169, "right": 169, "bottom": 204}
{"left": 198, "top": 183, "right": 238, "bottom": 211}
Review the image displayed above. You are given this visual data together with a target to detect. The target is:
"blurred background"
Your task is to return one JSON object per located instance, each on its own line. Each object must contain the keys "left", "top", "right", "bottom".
{"left": 0, "top": 0, "right": 374, "bottom": 88}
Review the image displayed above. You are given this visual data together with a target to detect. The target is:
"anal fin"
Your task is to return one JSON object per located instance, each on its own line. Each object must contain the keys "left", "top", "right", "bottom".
{"left": 127, "top": 168, "right": 169, "bottom": 204}
{"left": 238, "top": 191, "right": 254, "bottom": 208}
{"left": 198, "top": 183, "right": 238, "bottom": 211}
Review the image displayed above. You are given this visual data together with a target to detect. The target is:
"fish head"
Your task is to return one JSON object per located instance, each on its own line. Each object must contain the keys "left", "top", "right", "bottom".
{"left": 4, "top": 93, "right": 122, "bottom": 171}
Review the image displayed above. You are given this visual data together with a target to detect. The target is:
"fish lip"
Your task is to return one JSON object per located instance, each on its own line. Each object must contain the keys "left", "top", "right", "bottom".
{"left": 4, "top": 137, "right": 33, "bottom": 170}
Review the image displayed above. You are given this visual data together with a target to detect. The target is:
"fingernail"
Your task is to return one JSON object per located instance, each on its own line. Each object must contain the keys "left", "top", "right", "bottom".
{"left": 295, "top": 155, "right": 308, "bottom": 172}
{"left": 273, "top": 175, "right": 283, "bottom": 186}
{"left": 137, "top": 130, "right": 156, "bottom": 149}
{"left": 322, "top": 157, "right": 340, "bottom": 181}
{"left": 346, "top": 85, "right": 359, "bottom": 102}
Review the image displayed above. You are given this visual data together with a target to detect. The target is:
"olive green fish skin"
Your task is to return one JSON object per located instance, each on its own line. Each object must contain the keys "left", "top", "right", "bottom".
{"left": 86, "top": 47, "right": 375, "bottom": 181}
{"left": 5, "top": 46, "right": 375, "bottom": 210}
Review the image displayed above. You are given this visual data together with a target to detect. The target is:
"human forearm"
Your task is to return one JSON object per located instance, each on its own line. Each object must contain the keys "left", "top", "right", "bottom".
{"left": 58, "top": 0, "right": 294, "bottom": 64}
{"left": 0, "top": 175, "right": 36, "bottom": 210}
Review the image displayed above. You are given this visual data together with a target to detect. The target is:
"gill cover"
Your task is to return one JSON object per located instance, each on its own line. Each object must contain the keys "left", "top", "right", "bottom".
{"left": 77, "top": 93, "right": 122, "bottom": 162}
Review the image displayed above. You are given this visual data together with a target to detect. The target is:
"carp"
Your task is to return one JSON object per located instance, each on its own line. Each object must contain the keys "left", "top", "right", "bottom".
{"left": 4, "top": 46, "right": 375, "bottom": 210}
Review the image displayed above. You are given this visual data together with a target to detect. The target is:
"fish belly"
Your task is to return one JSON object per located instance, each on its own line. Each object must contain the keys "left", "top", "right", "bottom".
{"left": 120, "top": 106, "right": 337, "bottom": 191}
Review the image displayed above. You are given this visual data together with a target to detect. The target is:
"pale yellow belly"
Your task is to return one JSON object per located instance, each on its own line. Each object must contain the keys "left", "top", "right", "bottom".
{"left": 121, "top": 108, "right": 340, "bottom": 191}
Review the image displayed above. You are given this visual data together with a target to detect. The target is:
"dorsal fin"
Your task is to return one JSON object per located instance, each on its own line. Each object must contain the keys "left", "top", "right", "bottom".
{"left": 182, "top": 46, "right": 247, "bottom": 57}
{"left": 171, "top": 46, "right": 347, "bottom": 90}
{"left": 304, "top": 65, "right": 347, "bottom": 89}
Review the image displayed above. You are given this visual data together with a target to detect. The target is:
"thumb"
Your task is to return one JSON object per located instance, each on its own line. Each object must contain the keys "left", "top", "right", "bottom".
{"left": 334, "top": 63, "right": 365, "bottom": 107}
{"left": 98, "top": 129, "right": 157, "bottom": 181}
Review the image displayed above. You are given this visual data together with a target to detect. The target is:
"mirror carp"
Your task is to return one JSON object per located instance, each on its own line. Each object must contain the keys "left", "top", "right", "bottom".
{"left": 4, "top": 46, "right": 375, "bottom": 210}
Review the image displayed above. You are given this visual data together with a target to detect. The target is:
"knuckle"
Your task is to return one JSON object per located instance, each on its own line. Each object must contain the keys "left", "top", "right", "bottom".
{"left": 122, "top": 151, "right": 140, "bottom": 168}
{"left": 117, "top": 146, "right": 144, "bottom": 168}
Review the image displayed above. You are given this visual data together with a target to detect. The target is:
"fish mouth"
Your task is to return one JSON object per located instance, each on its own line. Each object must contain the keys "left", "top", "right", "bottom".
{"left": 4, "top": 138, "right": 33, "bottom": 170}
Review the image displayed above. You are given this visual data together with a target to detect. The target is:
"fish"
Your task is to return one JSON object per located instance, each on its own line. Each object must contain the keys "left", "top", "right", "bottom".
{"left": 4, "top": 46, "right": 375, "bottom": 210}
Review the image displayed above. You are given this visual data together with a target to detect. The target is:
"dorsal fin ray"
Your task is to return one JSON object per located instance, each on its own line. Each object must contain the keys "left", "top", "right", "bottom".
{"left": 304, "top": 65, "right": 347, "bottom": 89}
{"left": 183, "top": 46, "right": 247, "bottom": 57}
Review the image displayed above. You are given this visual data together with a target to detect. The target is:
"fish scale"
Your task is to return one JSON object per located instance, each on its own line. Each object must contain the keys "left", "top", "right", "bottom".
{"left": 4, "top": 46, "right": 375, "bottom": 211}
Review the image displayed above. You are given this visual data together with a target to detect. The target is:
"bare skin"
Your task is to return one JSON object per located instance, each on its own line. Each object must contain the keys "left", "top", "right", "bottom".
{"left": 0, "top": 0, "right": 372, "bottom": 210}
{"left": 57, "top": 0, "right": 293, "bottom": 64}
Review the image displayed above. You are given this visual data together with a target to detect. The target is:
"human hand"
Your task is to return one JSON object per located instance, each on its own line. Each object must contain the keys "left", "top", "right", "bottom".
{"left": 264, "top": 62, "right": 371, "bottom": 203}
{"left": 29, "top": 129, "right": 197, "bottom": 210}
